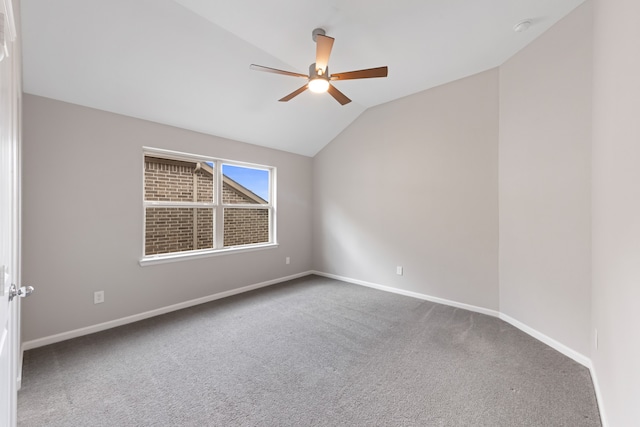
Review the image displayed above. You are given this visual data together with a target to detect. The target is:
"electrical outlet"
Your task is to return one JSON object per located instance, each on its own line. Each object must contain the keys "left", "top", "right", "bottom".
{"left": 286, "top": 257, "right": 290, "bottom": 265}
{"left": 396, "top": 266, "right": 403, "bottom": 276}
{"left": 94, "top": 290, "right": 104, "bottom": 304}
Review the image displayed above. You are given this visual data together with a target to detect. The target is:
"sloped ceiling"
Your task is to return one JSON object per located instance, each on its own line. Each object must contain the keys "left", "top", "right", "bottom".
{"left": 21, "top": 0, "right": 585, "bottom": 156}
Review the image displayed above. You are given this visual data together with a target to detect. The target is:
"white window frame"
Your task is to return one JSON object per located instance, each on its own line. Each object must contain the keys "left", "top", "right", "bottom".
{"left": 140, "top": 147, "right": 277, "bottom": 266}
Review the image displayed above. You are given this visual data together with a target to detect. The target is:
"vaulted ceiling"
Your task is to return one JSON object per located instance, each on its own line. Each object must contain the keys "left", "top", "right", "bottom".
{"left": 21, "top": 0, "right": 585, "bottom": 156}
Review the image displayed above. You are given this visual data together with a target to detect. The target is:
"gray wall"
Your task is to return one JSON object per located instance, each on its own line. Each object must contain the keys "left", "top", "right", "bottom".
{"left": 21, "top": 95, "right": 313, "bottom": 342}
{"left": 498, "top": 2, "right": 592, "bottom": 356}
{"left": 312, "top": 69, "right": 500, "bottom": 310}
{"left": 592, "top": 0, "right": 640, "bottom": 424}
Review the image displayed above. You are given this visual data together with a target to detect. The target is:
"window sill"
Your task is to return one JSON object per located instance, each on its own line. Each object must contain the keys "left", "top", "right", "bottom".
{"left": 139, "top": 243, "right": 279, "bottom": 267}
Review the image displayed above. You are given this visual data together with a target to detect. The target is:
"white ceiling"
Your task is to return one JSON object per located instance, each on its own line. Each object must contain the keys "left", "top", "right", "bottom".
{"left": 21, "top": 0, "right": 585, "bottom": 156}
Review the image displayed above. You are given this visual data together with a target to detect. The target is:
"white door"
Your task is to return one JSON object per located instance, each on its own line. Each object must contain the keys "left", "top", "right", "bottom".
{"left": 0, "top": 1, "right": 23, "bottom": 426}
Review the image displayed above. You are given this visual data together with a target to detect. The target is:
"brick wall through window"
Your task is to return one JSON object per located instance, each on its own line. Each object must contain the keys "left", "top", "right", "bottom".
{"left": 144, "top": 156, "right": 270, "bottom": 256}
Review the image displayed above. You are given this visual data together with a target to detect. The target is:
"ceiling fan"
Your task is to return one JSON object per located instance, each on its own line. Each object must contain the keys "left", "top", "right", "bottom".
{"left": 250, "top": 28, "right": 388, "bottom": 106}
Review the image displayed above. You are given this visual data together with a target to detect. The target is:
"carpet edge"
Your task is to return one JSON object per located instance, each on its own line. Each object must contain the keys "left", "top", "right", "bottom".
{"left": 311, "top": 270, "right": 592, "bottom": 368}
{"left": 311, "top": 270, "right": 500, "bottom": 317}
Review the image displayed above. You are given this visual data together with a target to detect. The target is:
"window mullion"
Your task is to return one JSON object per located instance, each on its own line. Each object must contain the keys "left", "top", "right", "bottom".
{"left": 143, "top": 201, "right": 215, "bottom": 208}
{"left": 220, "top": 203, "right": 270, "bottom": 209}
{"left": 214, "top": 159, "right": 224, "bottom": 249}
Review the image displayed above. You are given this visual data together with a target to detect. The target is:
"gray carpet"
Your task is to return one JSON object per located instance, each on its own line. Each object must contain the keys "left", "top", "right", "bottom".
{"left": 18, "top": 275, "right": 601, "bottom": 426}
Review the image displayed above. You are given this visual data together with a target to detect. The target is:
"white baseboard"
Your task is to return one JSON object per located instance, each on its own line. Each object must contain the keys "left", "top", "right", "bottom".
{"left": 311, "top": 270, "right": 591, "bottom": 370}
{"left": 24, "top": 270, "right": 593, "bottom": 370}
{"left": 310, "top": 271, "right": 500, "bottom": 318}
{"left": 21, "top": 269, "right": 604, "bottom": 424}
{"left": 498, "top": 313, "right": 590, "bottom": 368}
{"left": 21, "top": 271, "right": 313, "bottom": 351}
{"left": 588, "top": 362, "right": 608, "bottom": 427}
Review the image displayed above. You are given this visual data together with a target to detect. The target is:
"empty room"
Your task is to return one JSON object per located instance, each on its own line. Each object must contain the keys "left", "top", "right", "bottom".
{"left": 1, "top": 0, "right": 638, "bottom": 426}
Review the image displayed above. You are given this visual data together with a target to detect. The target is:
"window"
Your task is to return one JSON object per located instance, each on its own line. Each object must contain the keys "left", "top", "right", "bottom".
{"left": 141, "top": 148, "right": 276, "bottom": 264}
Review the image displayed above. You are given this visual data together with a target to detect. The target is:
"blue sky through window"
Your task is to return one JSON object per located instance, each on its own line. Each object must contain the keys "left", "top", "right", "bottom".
{"left": 222, "top": 164, "right": 270, "bottom": 202}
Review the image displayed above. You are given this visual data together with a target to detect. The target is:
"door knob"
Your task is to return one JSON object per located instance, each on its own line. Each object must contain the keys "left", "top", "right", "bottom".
{"left": 8, "top": 284, "right": 34, "bottom": 301}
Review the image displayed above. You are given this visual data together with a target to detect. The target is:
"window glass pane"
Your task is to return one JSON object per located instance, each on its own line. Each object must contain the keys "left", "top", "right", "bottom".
{"left": 195, "top": 162, "right": 215, "bottom": 203}
{"left": 223, "top": 208, "right": 269, "bottom": 247}
{"left": 195, "top": 208, "right": 215, "bottom": 250}
{"left": 144, "top": 156, "right": 214, "bottom": 202}
{"left": 222, "top": 164, "right": 269, "bottom": 204}
{"left": 145, "top": 207, "right": 214, "bottom": 255}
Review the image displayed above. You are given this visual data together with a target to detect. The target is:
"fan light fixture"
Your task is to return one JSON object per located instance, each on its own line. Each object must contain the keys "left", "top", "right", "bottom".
{"left": 309, "top": 77, "right": 330, "bottom": 93}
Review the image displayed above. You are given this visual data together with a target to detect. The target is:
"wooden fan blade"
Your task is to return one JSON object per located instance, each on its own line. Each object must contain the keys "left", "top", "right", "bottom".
{"left": 331, "top": 66, "right": 388, "bottom": 81}
{"left": 327, "top": 84, "right": 352, "bottom": 105}
{"left": 315, "top": 35, "right": 335, "bottom": 74}
{"left": 279, "top": 84, "right": 309, "bottom": 102}
{"left": 250, "top": 64, "right": 307, "bottom": 78}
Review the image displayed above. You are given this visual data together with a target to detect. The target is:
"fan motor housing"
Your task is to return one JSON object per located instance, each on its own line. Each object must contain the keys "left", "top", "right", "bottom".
{"left": 312, "top": 28, "right": 326, "bottom": 42}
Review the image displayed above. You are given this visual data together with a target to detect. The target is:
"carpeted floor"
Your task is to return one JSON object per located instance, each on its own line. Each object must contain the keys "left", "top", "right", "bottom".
{"left": 18, "top": 275, "right": 601, "bottom": 426}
